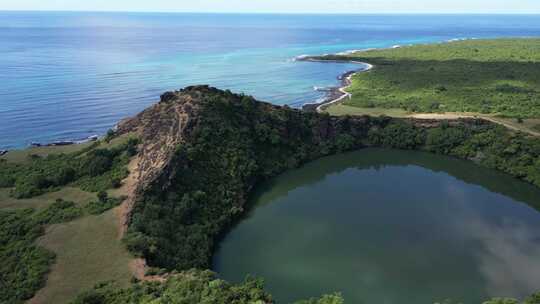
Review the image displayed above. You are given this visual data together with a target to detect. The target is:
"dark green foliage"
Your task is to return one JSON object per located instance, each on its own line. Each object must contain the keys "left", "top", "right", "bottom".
{"left": 0, "top": 209, "right": 55, "bottom": 304}
{"left": 33, "top": 199, "right": 83, "bottom": 225}
{"left": 0, "top": 138, "right": 138, "bottom": 198}
{"left": 425, "top": 125, "right": 471, "bottom": 154}
{"left": 85, "top": 196, "right": 125, "bottom": 215}
{"left": 123, "top": 232, "right": 155, "bottom": 257}
{"left": 80, "top": 149, "right": 114, "bottom": 177}
{"left": 71, "top": 269, "right": 272, "bottom": 304}
{"left": 367, "top": 121, "right": 426, "bottom": 149}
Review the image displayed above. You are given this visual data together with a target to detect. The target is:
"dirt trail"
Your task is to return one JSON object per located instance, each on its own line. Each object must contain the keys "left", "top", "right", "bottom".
{"left": 113, "top": 156, "right": 167, "bottom": 282}
{"left": 409, "top": 113, "right": 540, "bottom": 137}
{"left": 115, "top": 156, "right": 141, "bottom": 238}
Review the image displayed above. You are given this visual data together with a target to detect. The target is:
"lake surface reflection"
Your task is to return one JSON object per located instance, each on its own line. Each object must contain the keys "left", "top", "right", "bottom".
{"left": 213, "top": 149, "right": 540, "bottom": 304}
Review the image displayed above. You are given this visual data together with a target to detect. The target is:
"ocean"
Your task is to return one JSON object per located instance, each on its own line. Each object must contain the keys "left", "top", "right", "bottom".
{"left": 1, "top": 12, "right": 540, "bottom": 149}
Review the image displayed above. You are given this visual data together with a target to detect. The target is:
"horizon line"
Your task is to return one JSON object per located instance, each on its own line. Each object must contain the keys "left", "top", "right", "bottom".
{"left": 1, "top": 9, "right": 540, "bottom": 15}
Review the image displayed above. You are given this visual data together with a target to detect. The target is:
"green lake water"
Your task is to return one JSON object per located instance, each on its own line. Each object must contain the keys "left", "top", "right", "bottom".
{"left": 213, "top": 149, "right": 540, "bottom": 304}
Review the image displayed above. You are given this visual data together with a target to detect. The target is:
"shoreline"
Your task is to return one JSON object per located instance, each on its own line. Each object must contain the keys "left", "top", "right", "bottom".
{"left": 300, "top": 59, "right": 373, "bottom": 113}
{"left": 0, "top": 135, "right": 101, "bottom": 158}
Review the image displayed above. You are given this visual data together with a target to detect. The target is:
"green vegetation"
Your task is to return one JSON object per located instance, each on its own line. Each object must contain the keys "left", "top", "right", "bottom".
{"left": 33, "top": 208, "right": 133, "bottom": 304}
{"left": 0, "top": 192, "right": 131, "bottom": 304}
{"left": 85, "top": 191, "right": 125, "bottom": 215}
{"left": 315, "top": 39, "right": 540, "bottom": 118}
{"left": 0, "top": 136, "right": 137, "bottom": 304}
{"left": 72, "top": 270, "right": 273, "bottom": 304}
{"left": 0, "top": 209, "right": 55, "bottom": 304}
{"left": 0, "top": 187, "right": 95, "bottom": 210}
{"left": 0, "top": 142, "right": 96, "bottom": 164}
{"left": 71, "top": 269, "right": 343, "bottom": 304}
{"left": 0, "top": 199, "right": 90, "bottom": 304}
{"left": 33, "top": 199, "right": 83, "bottom": 225}
{"left": 0, "top": 137, "right": 138, "bottom": 199}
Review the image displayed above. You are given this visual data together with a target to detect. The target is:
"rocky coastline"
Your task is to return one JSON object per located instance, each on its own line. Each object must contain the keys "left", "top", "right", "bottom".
{"left": 298, "top": 57, "right": 372, "bottom": 112}
{"left": 302, "top": 70, "right": 357, "bottom": 112}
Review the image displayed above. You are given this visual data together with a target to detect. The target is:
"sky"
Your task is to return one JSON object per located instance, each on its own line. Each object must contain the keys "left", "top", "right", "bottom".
{"left": 1, "top": 0, "right": 540, "bottom": 14}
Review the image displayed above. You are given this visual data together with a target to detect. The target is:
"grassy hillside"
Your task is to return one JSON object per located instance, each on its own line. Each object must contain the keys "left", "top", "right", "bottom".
{"left": 318, "top": 39, "right": 540, "bottom": 119}
{"left": 0, "top": 136, "right": 137, "bottom": 304}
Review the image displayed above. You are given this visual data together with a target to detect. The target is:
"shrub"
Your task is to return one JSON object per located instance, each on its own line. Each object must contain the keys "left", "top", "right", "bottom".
{"left": 85, "top": 196, "right": 124, "bottom": 215}
{"left": 33, "top": 199, "right": 83, "bottom": 225}
{"left": 0, "top": 209, "right": 55, "bottom": 304}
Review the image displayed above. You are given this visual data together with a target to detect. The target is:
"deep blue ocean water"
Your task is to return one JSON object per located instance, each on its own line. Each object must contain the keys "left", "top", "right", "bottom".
{"left": 1, "top": 12, "right": 540, "bottom": 149}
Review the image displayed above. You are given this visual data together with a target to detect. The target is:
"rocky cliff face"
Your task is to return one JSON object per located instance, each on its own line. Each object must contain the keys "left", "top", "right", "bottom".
{"left": 114, "top": 85, "right": 492, "bottom": 270}
{"left": 116, "top": 89, "right": 201, "bottom": 192}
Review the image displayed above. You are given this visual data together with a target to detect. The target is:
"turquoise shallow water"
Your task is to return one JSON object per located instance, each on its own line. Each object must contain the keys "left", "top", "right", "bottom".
{"left": 1, "top": 13, "right": 540, "bottom": 148}
{"left": 214, "top": 149, "right": 540, "bottom": 304}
